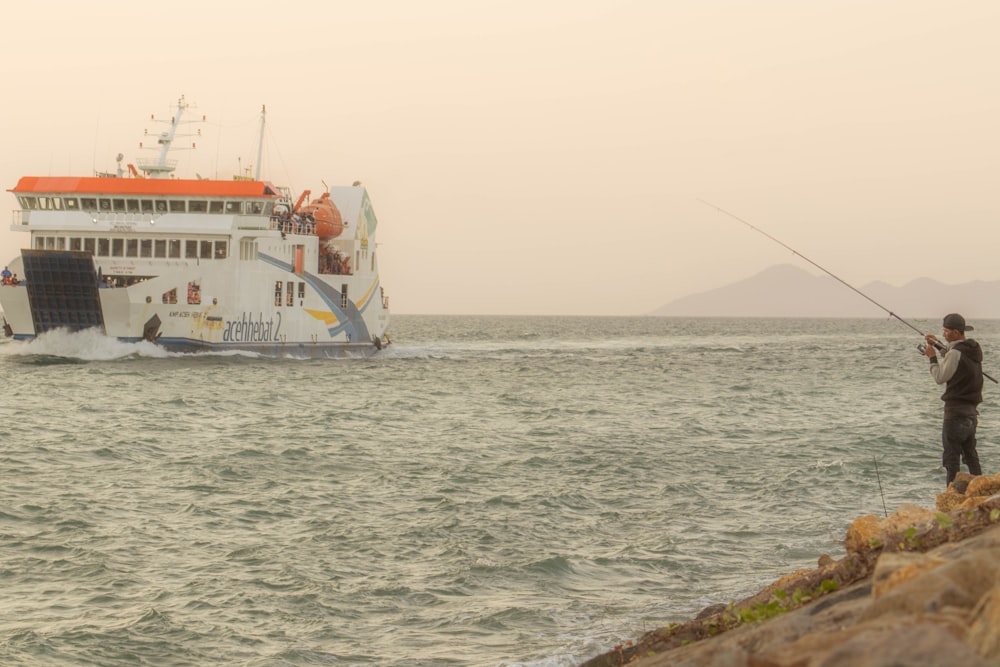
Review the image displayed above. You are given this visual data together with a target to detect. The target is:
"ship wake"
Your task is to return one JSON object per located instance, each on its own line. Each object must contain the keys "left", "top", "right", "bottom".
{"left": 0, "top": 328, "right": 261, "bottom": 362}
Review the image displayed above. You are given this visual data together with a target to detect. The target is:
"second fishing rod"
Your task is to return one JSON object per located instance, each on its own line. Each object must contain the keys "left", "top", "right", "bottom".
{"left": 698, "top": 199, "right": 998, "bottom": 384}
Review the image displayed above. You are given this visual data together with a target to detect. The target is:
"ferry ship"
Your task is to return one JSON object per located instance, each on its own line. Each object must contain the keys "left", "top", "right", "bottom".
{"left": 0, "top": 97, "right": 391, "bottom": 356}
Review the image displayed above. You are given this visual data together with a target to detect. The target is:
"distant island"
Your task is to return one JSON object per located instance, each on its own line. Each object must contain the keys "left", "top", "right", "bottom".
{"left": 651, "top": 264, "right": 1000, "bottom": 319}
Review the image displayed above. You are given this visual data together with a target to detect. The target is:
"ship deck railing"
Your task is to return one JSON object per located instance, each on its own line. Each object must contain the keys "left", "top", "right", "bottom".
{"left": 271, "top": 216, "right": 316, "bottom": 236}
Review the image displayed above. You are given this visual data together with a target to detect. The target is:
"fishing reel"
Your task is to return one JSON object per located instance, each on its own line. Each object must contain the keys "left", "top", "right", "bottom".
{"left": 917, "top": 340, "right": 947, "bottom": 355}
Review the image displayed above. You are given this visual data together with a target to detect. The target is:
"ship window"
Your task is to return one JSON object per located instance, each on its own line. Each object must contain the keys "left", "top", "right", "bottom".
{"left": 185, "top": 240, "right": 198, "bottom": 258}
{"left": 126, "top": 239, "right": 139, "bottom": 257}
{"left": 52, "top": 198, "right": 64, "bottom": 210}
{"left": 112, "top": 198, "right": 127, "bottom": 212}
{"left": 189, "top": 200, "right": 208, "bottom": 213}
{"left": 56, "top": 237, "right": 65, "bottom": 250}
{"left": 126, "top": 199, "right": 141, "bottom": 212}
{"left": 65, "top": 198, "right": 79, "bottom": 210}
{"left": 214, "top": 241, "right": 228, "bottom": 259}
{"left": 20, "top": 196, "right": 38, "bottom": 209}
{"left": 226, "top": 200, "right": 245, "bottom": 214}
{"left": 298, "top": 282, "right": 305, "bottom": 299}
{"left": 155, "top": 200, "right": 168, "bottom": 213}
{"left": 99, "top": 198, "right": 112, "bottom": 211}
{"left": 141, "top": 200, "right": 154, "bottom": 213}
{"left": 200, "top": 240, "right": 212, "bottom": 259}
{"left": 162, "top": 288, "right": 177, "bottom": 304}
{"left": 168, "top": 239, "right": 181, "bottom": 258}
{"left": 154, "top": 239, "right": 166, "bottom": 258}
{"left": 38, "top": 197, "right": 51, "bottom": 210}
{"left": 140, "top": 239, "right": 152, "bottom": 257}
{"left": 341, "top": 284, "right": 348, "bottom": 310}
{"left": 209, "top": 201, "right": 224, "bottom": 213}
{"left": 84, "top": 238, "right": 96, "bottom": 254}
{"left": 170, "top": 200, "right": 186, "bottom": 213}
{"left": 81, "top": 198, "right": 97, "bottom": 210}
{"left": 98, "top": 238, "right": 110, "bottom": 256}
{"left": 249, "top": 202, "right": 264, "bottom": 215}
{"left": 70, "top": 237, "right": 82, "bottom": 251}
{"left": 274, "top": 281, "right": 282, "bottom": 307}
{"left": 112, "top": 238, "right": 124, "bottom": 257}
{"left": 45, "top": 237, "right": 55, "bottom": 249}
{"left": 34, "top": 237, "right": 44, "bottom": 249}
{"left": 286, "top": 281, "right": 294, "bottom": 307}
{"left": 187, "top": 281, "right": 201, "bottom": 305}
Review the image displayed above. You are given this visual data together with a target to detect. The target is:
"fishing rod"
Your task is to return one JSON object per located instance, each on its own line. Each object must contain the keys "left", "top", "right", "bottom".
{"left": 873, "top": 456, "right": 888, "bottom": 518}
{"left": 698, "top": 199, "right": 998, "bottom": 383}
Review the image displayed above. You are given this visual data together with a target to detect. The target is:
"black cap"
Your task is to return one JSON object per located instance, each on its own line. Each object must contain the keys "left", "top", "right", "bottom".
{"left": 943, "top": 313, "right": 973, "bottom": 332}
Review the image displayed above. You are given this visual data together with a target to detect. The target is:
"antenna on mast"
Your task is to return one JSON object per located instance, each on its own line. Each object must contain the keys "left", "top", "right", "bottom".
{"left": 254, "top": 105, "right": 266, "bottom": 181}
{"left": 135, "top": 95, "right": 203, "bottom": 178}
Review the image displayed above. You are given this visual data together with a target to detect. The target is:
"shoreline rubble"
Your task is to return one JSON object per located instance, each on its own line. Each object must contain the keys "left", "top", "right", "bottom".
{"left": 578, "top": 471, "right": 1000, "bottom": 667}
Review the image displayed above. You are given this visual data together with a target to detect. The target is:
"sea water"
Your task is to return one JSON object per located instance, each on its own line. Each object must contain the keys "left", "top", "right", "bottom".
{"left": 0, "top": 315, "right": 994, "bottom": 666}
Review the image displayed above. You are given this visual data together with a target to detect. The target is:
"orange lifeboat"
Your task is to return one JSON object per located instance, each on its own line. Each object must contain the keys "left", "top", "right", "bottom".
{"left": 296, "top": 191, "right": 343, "bottom": 238}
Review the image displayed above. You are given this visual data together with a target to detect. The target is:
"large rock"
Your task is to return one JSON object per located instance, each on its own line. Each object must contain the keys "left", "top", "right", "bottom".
{"left": 967, "top": 588, "right": 1000, "bottom": 659}
{"left": 936, "top": 471, "right": 1000, "bottom": 512}
{"left": 843, "top": 515, "right": 881, "bottom": 555}
{"left": 968, "top": 472, "right": 1000, "bottom": 498}
{"left": 578, "top": 495, "right": 1000, "bottom": 667}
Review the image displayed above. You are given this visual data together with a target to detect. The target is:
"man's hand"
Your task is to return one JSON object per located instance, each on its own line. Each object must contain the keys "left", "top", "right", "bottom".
{"left": 925, "top": 334, "right": 939, "bottom": 358}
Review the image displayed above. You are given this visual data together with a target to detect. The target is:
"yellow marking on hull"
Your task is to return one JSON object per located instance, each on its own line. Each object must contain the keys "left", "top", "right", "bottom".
{"left": 305, "top": 309, "right": 339, "bottom": 325}
{"left": 356, "top": 278, "right": 379, "bottom": 308}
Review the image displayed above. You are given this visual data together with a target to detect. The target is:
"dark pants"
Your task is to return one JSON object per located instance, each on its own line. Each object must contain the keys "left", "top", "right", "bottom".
{"left": 942, "top": 415, "right": 982, "bottom": 485}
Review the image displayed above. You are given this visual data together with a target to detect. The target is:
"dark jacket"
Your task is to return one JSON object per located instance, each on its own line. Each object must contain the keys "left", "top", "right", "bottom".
{"left": 940, "top": 339, "right": 984, "bottom": 415}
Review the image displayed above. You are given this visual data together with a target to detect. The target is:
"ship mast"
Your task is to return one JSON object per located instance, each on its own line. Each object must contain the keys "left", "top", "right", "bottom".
{"left": 156, "top": 96, "right": 186, "bottom": 169}
{"left": 255, "top": 105, "right": 266, "bottom": 181}
{"left": 136, "top": 95, "right": 202, "bottom": 179}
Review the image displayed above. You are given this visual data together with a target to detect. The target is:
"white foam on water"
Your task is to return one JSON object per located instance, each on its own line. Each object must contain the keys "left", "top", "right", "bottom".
{"left": 0, "top": 327, "right": 261, "bottom": 361}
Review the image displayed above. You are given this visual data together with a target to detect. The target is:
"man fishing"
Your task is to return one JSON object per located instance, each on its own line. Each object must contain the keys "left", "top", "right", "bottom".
{"left": 924, "top": 313, "right": 985, "bottom": 486}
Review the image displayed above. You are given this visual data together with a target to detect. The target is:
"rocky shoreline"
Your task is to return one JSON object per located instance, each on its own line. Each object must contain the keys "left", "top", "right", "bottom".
{"left": 578, "top": 472, "right": 1000, "bottom": 667}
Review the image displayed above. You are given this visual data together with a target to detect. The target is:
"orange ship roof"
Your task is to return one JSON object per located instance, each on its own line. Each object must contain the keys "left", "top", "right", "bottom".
{"left": 10, "top": 176, "right": 281, "bottom": 198}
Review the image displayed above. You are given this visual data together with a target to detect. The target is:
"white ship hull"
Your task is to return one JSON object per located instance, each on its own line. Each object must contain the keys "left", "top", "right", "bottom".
{"left": 0, "top": 99, "right": 391, "bottom": 356}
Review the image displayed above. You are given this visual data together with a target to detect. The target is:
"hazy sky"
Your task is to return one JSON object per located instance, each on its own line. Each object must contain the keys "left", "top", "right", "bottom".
{"left": 1, "top": 1, "right": 998, "bottom": 315}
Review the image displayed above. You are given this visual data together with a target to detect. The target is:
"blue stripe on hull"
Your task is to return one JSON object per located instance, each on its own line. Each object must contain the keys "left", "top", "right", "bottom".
{"left": 258, "top": 253, "right": 373, "bottom": 342}
{"left": 153, "top": 337, "right": 381, "bottom": 357}
{"left": 7, "top": 334, "right": 381, "bottom": 357}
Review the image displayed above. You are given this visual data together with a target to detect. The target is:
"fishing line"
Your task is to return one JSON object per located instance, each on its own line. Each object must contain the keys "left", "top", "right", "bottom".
{"left": 698, "top": 199, "right": 998, "bottom": 383}
{"left": 873, "top": 456, "right": 888, "bottom": 518}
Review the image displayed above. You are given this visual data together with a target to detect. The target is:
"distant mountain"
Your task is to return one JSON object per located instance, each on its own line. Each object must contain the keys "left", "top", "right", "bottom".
{"left": 651, "top": 264, "right": 1000, "bottom": 318}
